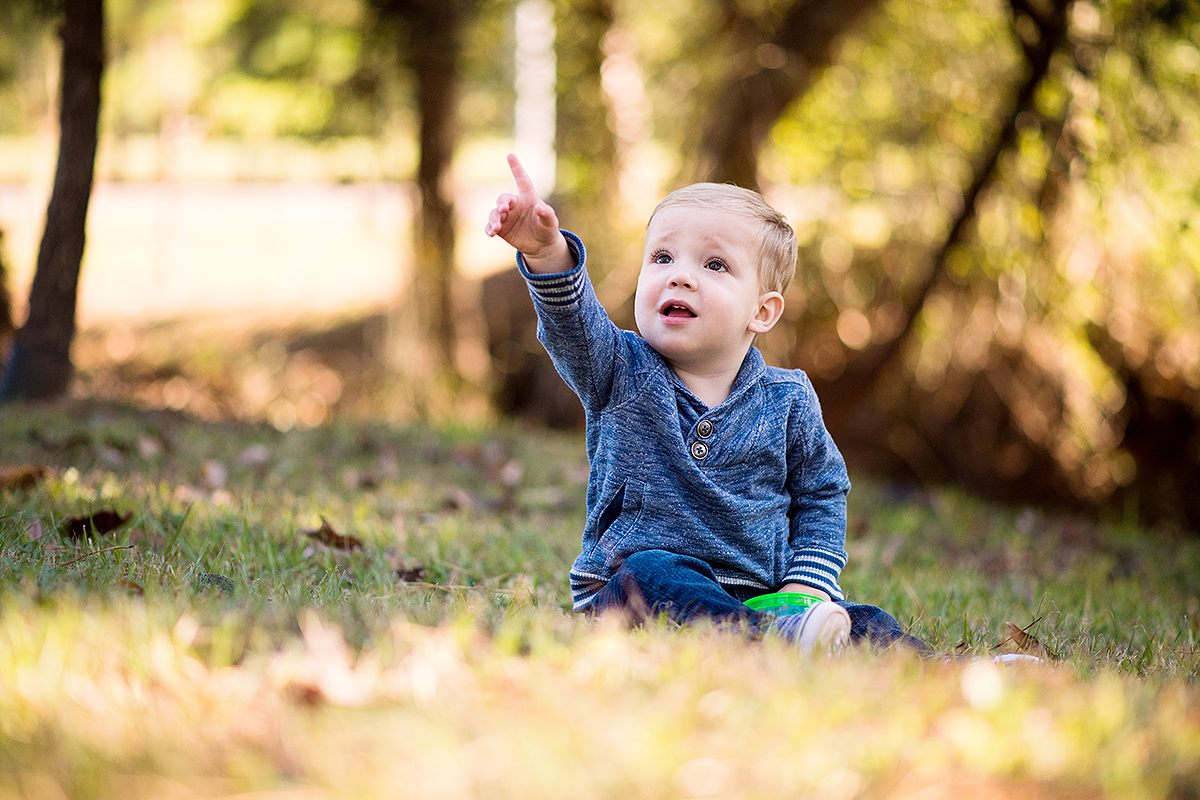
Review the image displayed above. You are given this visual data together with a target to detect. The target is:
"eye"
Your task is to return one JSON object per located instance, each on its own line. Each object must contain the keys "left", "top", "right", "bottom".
{"left": 705, "top": 258, "right": 728, "bottom": 272}
{"left": 652, "top": 250, "right": 672, "bottom": 264}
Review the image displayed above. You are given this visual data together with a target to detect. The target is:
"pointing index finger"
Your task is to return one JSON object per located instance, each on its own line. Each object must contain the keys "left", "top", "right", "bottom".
{"left": 507, "top": 153, "right": 538, "bottom": 196}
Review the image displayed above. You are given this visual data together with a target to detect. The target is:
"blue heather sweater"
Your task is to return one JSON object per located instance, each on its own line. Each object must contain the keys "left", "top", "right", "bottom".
{"left": 519, "top": 231, "right": 851, "bottom": 611}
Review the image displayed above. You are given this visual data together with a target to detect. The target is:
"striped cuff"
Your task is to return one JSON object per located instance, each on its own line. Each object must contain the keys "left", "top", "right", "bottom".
{"left": 784, "top": 548, "right": 847, "bottom": 601}
{"left": 569, "top": 567, "right": 607, "bottom": 612}
{"left": 517, "top": 230, "right": 588, "bottom": 310}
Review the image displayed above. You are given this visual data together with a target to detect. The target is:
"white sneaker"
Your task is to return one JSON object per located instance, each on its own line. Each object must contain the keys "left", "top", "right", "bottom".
{"left": 941, "top": 653, "right": 1047, "bottom": 665}
{"left": 771, "top": 601, "right": 851, "bottom": 654}
{"left": 991, "top": 653, "right": 1045, "bottom": 665}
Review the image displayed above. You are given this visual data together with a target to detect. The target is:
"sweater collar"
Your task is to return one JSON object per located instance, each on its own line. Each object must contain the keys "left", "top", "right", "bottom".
{"left": 662, "top": 346, "right": 766, "bottom": 411}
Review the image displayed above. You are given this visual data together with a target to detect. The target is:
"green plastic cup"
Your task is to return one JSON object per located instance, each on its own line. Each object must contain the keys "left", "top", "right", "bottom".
{"left": 744, "top": 592, "right": 822, "bottom": 615}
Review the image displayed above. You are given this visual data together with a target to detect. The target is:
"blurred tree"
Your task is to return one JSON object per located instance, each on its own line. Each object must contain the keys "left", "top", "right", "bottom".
{"left": 484, "top": 0, "right": 617, "bottom": 429}
{"left": 192, "top": 0, "right": 381, "bottom": 139}
{"left": 0, "top": 0, "right": 104, "bottom": 401}
{"left": 760, "top": 0, "right": 1200, "bottom": 528}
{"left": 818, "top": 0, "right": 1070, "bottom": 408}
{"left": 0, "top": 229, "right": 12, "bottom": 361}
{"left": 691, "top": 0, "right": 881, "bottom": 190}
{"left": 370, "top": 0, "right": 473, "bottom": 392}
{"left": 0, "top": 0, "right": 58, "bottom": 134}
{"left": 554, "top": 0, "right": 618, "bottom": 263}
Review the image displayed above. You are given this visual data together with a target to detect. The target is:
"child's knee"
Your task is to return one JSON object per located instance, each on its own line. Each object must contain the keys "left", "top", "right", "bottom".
{"left": 621, "top": 549, "right": 676, "bottom": 573}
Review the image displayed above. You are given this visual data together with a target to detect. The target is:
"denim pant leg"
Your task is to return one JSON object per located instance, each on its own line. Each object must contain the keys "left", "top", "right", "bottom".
{"left": 838, "top": 602, "right": 931, "bottom": 654}
{"left": 588, "top": 549, "right": 930, "bottom": 653}
{"left": 589, "top": 549, "right": 764, "bottom": 629}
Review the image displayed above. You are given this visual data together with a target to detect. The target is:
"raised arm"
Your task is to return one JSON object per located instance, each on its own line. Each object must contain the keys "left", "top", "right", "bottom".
{"left": 484, "top": 154, "right": 574, "bottom": 274}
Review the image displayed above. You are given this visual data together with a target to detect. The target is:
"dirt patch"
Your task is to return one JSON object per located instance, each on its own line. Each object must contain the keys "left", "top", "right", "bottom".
{"left": 71, "top": 310, "right": 395, "bottom": 427}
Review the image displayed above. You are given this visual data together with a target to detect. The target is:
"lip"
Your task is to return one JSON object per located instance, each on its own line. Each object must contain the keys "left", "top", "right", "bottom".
{"left": 658, "top": 299, "right": 697, "bottom": 319}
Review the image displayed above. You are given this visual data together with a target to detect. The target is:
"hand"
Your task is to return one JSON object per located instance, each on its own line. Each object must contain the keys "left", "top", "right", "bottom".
{"left": 778, "top": 583, "right": 831, "bottom": 602}
{"left": 485, "top": 154, "right": 571, "bottom": 273}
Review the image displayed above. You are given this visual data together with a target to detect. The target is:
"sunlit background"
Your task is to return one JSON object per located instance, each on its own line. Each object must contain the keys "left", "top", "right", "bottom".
{"left": 1, "top": 0, "right": 1198, "bottom": 529}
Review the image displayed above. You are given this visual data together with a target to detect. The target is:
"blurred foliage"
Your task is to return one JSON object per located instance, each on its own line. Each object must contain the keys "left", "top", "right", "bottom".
{"left": 0, "top": 0, "right": 515, "bottom": 141}
{"left": 0, "top": 0, "right": 1197, "bottom": 525}
{"left": 0, "top": 0, "right": 58, "bottom": 132}
{"left": 751, "top": 0, "right": 1200, "bottom": 521}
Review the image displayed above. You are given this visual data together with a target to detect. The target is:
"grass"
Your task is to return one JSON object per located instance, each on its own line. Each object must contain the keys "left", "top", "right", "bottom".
{"left": 2, "top": 399, "right": 1199, "bottom": 799}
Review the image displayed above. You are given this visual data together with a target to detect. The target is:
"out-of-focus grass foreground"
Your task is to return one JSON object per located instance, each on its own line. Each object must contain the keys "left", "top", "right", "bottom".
{"left": 1, "top": 403, "right": 1199, "bottom": 798}
{"left": 2, "top": 0, "right": 1200, "bottom": 797}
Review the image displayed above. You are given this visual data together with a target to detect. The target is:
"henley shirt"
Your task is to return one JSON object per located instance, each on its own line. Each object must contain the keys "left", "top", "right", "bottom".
{"left": 519, "top": 231, "right": 851, "bottom": 611}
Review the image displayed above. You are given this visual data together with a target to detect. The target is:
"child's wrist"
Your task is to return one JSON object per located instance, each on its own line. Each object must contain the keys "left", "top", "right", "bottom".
{"left": 521, "top": 232, "right": 573, "bottom": 274}
{"left": 777, "top": 582, "right": 831, "bottom": 602}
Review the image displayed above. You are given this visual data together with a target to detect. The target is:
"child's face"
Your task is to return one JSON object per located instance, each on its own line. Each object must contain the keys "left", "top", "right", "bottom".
{"left": 634, "top": 205, "right": 782, "bottom": 375}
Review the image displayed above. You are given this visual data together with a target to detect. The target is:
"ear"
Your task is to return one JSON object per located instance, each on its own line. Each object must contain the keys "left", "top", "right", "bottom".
{"left": 748, "top": 291, "right": 785, "bottom": 335}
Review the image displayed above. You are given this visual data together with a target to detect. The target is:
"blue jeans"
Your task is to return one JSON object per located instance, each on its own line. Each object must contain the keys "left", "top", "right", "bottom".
{"left": 588, "top": 549, "right": 930, "bottom": 654}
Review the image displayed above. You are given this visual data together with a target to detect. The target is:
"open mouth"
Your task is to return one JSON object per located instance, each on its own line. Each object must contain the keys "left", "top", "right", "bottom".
{"left": 660, "top": 303, "right": 697, "bottom": 318}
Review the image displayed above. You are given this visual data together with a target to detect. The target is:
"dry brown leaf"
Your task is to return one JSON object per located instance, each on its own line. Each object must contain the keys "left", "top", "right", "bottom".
{"left": 0, "top": 464, "right": 49, "bottom": 492}
{"left": 304, "top": 517, "right": 363, "bottom": 551}
{"left": 395, "top": 564, "right": 427, "bottom": 582}
{"left": 61, "top": 510, "right": 133, "bottom": 540}
{"left": 998, "top": 620, "right": 1056, "bottom": 660}
{"left": 201, "top": 460, "right": 228, "bottom": 490}
{"left": 119, "top": 578, "right": 145, "bottom": 596}
{"left": 22, "top": 519, "right": 44, "bottom": 542}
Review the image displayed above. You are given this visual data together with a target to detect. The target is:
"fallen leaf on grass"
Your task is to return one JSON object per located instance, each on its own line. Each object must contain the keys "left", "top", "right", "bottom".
{"left": 201, "top": 460, "right": 228, "bottom": 490}
{"left": 61, "top": 510, "right": 132, "bottom": 540}
{"left": 304, "top": 517, "right": 363, "bottom": 551}
{"left": 395, "top": 564, "right": 427, "bottom": 582}
{"left": 273, "top": 612, "right": 376, "bottom": 707}
{"left": 0, "top": 464, "right": 49, "bottom": 492}
{"left": 136, "top": 434, "right": 164, "bottom": 460}
{"left": 237, "top": 444, "right": 271, "bottom": 467}
{"left": 441, "top": 488, "right": 481, "bottom": 513}
{"left": 998, "top": 619, "right": 1056, "bottom": 660}
{"left": 22, "top": 520, "right": 44, "bottom": 541}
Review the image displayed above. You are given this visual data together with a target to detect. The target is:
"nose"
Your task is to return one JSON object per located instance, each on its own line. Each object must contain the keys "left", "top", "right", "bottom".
{"left": 666, "top": 264, "right": 696, "bottom": 290}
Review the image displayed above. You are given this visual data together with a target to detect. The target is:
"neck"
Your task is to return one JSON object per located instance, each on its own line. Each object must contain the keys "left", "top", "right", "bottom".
{"left": 671, "top": 363, "right": 741, "bottom": 408}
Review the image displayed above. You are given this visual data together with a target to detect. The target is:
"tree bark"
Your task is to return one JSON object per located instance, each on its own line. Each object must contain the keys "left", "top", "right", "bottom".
{"left": 0, "top": 0, "right": 104, "bottom": 401}
{"left": 554, "top": 0, "right": 617, "bottom": 267}
{"left": 411, "top": 26, "right": 460, "bottom": 374}
{"left": 372, "top": 0, "right": 464, "bottom": 383}
{"left": 0, "top": 229, "right": 13, "bottom": 359}
{"left": 694, "top": 0, "right": 880, "bottom": 189}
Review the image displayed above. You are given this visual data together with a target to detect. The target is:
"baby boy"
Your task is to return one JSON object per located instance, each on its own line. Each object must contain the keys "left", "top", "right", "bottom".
{"left": 486, "top": 154, "right": 926, "bottom": 653}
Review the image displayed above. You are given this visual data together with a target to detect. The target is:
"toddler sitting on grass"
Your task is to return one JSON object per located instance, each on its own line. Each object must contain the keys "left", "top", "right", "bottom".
{"left": 486, "top": 154, "right": 927, "bottom": 654}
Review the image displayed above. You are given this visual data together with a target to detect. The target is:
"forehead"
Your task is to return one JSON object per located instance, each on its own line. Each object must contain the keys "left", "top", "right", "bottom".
{"left": 645, "top": 205, "right": 760, "bottom": 252}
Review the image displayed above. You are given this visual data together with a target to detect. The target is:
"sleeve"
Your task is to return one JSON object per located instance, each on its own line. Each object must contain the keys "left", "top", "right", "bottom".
{"left": 783, "top": 374, "right": 851, "bottom": 600}
{"left": 517, "top": 230, "right": 624, "bottom": 413}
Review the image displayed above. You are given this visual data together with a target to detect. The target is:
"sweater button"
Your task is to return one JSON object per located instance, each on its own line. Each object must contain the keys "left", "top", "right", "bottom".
{"left": 690, "top": 441, "right": 709, "bottom": 460}
{"left": 696, "top": 420, "right": 714, "bottom": 439}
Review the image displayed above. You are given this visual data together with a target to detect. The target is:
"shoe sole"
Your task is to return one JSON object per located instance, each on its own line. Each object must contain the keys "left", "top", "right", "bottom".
{"left": 794, "top": 603, "right": 851, "bottom": 653}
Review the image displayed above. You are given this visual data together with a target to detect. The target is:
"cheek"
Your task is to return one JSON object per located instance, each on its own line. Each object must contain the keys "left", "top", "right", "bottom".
{"left": 633, "top": 274, "right": 657, "bottom": 309}
{"left": 632, "top": 283, "right": 653, "bottom": 329}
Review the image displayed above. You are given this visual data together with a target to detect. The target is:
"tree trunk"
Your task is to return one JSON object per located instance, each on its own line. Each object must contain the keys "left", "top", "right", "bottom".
{"left": 0, "top": 0, "right": 104, "bottom": 402}
{"left": 374, "top": 0, "right": 464, "bottom": 387}
{"left": 554, "top": 0, "right": 618, "bottom": 267}
{"left": 694, "top": 0, "right": 879, "bottom": 189}
{"left": 814, "top": 0, "right": 1070, "bottom": 414}
{"left": 0, "top": 229, "right": 13, "bottom": 361}
{"left": 412, "top": 29, "right": 460, "bottom": 375}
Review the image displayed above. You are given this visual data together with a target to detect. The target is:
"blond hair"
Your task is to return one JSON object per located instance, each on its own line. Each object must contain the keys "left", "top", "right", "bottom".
{"left": 649, "top": 183, "right": 798, "bottom": 295}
